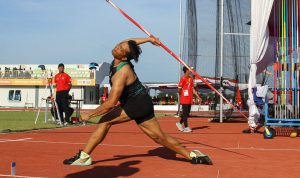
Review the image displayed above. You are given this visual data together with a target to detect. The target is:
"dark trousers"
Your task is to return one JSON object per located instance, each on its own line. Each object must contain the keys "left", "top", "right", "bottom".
{"left": 180, "top": 104, "right": 191, "bottom": 127}
{"left": 56, "top": 90, "right": 73, "bottom": 123}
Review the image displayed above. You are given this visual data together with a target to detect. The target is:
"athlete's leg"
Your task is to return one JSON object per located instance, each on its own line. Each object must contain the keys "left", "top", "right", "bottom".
{"left": 139, "top": 117, "right": 212, "bottom": 164}
{"left": 83, "top": 105, "right": 131, "bottom": 154}
{"left": 64, "top": 105, "right": 131, "bottom": 165}
{"left": 139, "top": 117, "right": 191, "bottom": 159}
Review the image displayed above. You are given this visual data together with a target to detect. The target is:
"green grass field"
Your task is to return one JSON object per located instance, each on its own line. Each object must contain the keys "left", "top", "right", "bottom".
{"left": 0, "top": 110, "right": 173, "bottom": 133}
{"left": 0, "top": 111, "right": 100, "bottom": 133}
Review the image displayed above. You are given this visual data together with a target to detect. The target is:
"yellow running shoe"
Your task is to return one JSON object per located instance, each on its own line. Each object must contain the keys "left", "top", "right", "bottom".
{"left": 190, "top": 150, "right": 213, "bottom": 165}
{"left": 63, "top": 150, "right": 92, "bottom": 166}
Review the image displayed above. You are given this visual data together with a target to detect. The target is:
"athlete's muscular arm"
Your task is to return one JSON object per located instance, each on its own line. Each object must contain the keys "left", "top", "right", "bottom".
{"left": 80, "top": 67, "right": 129, "bottom": 121}
{"left": 123, "top": 36, "right": 160, "bottom": 46}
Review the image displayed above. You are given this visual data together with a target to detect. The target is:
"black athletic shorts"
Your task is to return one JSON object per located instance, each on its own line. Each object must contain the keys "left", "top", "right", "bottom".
{"left": 121, "top": 93, "right": 155, "bottom": 124}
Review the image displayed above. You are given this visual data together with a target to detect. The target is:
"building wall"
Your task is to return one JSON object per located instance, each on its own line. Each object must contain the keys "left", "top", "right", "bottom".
{"left": 0, "top": 86, "right": 35, "bottom": 107}
{"left": 0, "top": 86, "right": 84, "bottom": 108}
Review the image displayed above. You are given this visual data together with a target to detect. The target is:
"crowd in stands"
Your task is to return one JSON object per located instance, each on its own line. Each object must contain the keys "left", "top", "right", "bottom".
{"left": 0, "top": 66, "right": 33, "bottom": 79}
{"left": 152, "top": 95, "right": 216, "bottom": 106}
{"left": 152, "top": 95, "right": 176, "bottom": 105}
{"left": 0, "top": 65, "right": 94, "bottom": 79}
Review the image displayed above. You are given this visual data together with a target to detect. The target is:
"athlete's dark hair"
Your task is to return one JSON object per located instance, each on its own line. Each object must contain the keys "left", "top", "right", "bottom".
{"left": 126, "top": 40, "right": 142, "bottom": 62}
{"left": 183, "top": 66, "right": 188, "bottom": 73}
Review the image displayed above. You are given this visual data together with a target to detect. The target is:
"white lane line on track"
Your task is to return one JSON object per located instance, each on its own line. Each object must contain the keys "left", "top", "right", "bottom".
{"left": 4, "top": 139, "right": 300, "bottom": 152}
{"left": 0, "top": 138, "right": 32, "bottom": 143}
{"left": 0, "top": 174, "right": 48, "bottom": 178}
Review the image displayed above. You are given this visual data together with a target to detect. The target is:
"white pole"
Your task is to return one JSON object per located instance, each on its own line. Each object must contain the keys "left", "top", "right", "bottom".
{"left": 178, "top": 0, "right": 183, "bottom": 81}
{"left": 177, "top": 0, "right": 183, "bottom": 115}
{"left": 220, "top": 0, "right": 224, "bottom": 123}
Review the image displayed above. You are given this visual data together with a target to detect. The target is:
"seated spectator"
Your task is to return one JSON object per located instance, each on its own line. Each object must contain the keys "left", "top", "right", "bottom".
{"left": 169, "top": 96, "right": 175, "bottom": 105}
{"left": 152, "top": 96, "right": 158, "bottom": 105}
{"left": 160, "top": 97, "right": 166, "bottom": 105}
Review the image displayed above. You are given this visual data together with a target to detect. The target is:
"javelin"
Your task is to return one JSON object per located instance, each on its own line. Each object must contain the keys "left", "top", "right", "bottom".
{"left": 106, "top": 0, "right": 248, "bottom": 119}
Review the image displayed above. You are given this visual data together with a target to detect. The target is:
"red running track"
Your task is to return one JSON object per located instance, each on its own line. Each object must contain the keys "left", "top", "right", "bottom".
{"left": 0, "top": 117, "right": 299, "bottom": 178}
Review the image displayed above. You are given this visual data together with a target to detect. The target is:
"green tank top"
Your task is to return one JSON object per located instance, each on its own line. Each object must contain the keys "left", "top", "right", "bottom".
{"left": 109, "top": 60, "right": 147, "bottom": 104}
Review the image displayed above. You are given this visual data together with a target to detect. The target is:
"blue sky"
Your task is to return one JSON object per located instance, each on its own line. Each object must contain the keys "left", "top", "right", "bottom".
{"left": 0, "top": 0, "right": 186, "bottom": 82}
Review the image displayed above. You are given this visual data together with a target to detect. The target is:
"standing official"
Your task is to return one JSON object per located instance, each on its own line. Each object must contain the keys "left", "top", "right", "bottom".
{"left": 176, "top": 66, "right": 201, "bottom": 132}
{"left": 54, "top": 63, "right": 73, "bottom": 124}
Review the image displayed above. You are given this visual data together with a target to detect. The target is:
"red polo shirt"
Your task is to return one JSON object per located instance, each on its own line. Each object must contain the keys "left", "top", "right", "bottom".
{"left": 178, "top": 76, "right": 194, "bottom": 104}
{"left": 54, "top": 72, "right": 71, "bottom": 92}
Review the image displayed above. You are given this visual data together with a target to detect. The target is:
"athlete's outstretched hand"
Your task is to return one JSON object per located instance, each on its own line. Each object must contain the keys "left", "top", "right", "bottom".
{"left": 149, "top": 36, "right": 160, "bottom": 46}
{"left": 80, "top": 113, "right": 90, "bottom": 121}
